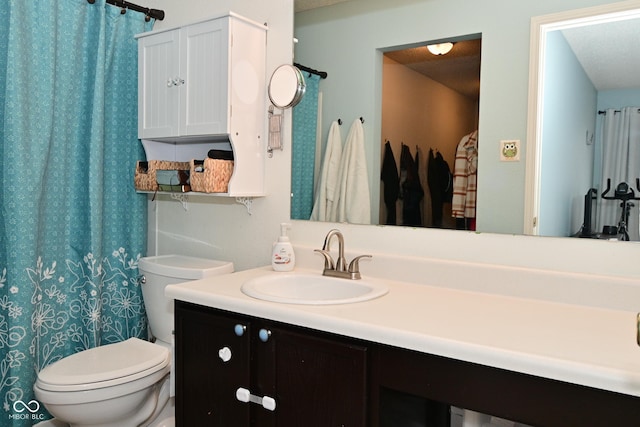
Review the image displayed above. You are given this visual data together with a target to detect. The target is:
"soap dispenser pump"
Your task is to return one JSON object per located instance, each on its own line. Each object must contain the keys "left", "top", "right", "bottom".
{"left": 272, "top": 223, "right": 295, "bottom": 271}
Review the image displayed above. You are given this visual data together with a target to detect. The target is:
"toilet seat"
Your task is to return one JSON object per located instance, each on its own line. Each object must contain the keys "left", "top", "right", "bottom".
{"left": 36, "top": 338, "right": 170, "bottom": 393}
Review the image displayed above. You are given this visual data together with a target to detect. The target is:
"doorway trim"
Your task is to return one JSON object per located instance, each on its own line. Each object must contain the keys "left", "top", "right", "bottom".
{"left": 524, "top": 0, "right": 640, "bottom": 235}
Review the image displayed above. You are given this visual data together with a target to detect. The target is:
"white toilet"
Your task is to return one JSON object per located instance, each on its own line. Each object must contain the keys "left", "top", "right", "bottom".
{"left": 34, "top": 255, "right": 233, "bottom": 427}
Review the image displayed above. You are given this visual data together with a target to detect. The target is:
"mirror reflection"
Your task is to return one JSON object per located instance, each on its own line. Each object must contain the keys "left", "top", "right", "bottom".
{"left": 294, "top": 1, "right": 640, "bottom": 240}
{"left": 380, "top": 37, "right": 480, "bottom": 230}
{"left": 530, "top": 8, "right": 640, "bottom": 241}
{"left": 291, "top": 36, "right": 481, "bottom": 229}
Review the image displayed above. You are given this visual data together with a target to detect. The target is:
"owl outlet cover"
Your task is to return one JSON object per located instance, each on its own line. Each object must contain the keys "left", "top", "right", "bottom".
{"left": 500, "top": 140, "right": 520, "bottom": 161}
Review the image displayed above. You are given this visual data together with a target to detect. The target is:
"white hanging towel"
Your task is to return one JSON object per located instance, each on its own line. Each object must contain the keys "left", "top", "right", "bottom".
{"left": 331, "top": 118, "right": 371, "bottom": 224}
{"left": 310, "top": 120, "right": 342, "bottom": 221}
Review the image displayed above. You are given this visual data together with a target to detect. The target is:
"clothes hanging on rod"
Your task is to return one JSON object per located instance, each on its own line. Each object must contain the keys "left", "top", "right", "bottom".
{"left": 399, "top": 144, "right": 423, "bottom": 227}
{"left": 87, "top": 0, "right": 164, "bottom": 21}
{"left": 427, "top": 148, "right": 453, "bottom": 228}
{"left": 294, "top": 63, "right": 327, "bottom": 79}
{"left": 452, "top": 130, "right": 478, "bottom": 229}
{"left": 380, "top": 141, "right": 400, "bottom": 225}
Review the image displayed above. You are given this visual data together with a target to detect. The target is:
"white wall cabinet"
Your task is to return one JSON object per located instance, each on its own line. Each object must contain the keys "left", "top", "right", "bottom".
{"left": 136, "top": 13, "right": 267, "bottom": 197}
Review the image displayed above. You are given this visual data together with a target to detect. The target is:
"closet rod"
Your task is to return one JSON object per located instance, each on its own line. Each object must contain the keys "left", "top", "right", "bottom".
{"left": 294, "top": 62, "right": 328, "bottom": 79}
{"left": 87, "top": 0, "right": 165, "bottom": 21}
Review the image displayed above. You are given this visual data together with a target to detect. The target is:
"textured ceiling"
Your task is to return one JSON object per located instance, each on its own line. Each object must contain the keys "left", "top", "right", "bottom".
{"left": 562, "top": 18, "right": 640, "bottom": 90}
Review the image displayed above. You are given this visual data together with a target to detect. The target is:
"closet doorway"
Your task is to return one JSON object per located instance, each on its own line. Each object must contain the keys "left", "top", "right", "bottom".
{"left": 380, "top": 35, "right": 481, "bottom": 229}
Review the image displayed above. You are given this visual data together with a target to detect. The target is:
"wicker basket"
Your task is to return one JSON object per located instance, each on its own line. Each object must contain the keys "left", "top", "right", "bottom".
{"left": 190, "top": 158, "right": 234, "bottom": 193}
{"left": 134, "top": 160, "right": 190, "bottom": 192}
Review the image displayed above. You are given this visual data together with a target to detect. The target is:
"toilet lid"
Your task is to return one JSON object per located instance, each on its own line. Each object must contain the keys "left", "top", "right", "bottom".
{"left": 36, "top": 338, "right": 169, "bottom": 391}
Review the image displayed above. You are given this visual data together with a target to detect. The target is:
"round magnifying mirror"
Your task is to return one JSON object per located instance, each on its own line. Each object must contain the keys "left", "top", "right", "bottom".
{"left": 268, "top": 64, "right": 306, "bottom": 109}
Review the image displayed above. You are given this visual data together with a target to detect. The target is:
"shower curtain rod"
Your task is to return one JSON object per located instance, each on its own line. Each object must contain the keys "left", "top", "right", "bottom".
{"left": 294, "top": 62, "right": 328, "bottom": 79}
{"left": 87, "top": 0, "right": 165, "bottom": 21}
{"left": 598, "top": 108, "right": 640, "bottom": 115}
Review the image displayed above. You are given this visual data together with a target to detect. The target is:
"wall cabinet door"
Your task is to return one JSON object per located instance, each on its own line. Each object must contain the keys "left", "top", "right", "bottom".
{"left": 138, "top": 29, "right": 181, "bottom": 139}
{"left": 175, "top": 302, "right": 368, "bottom": 427}
{"left": 179, "top": 19, "right": 229, "bottom": 137}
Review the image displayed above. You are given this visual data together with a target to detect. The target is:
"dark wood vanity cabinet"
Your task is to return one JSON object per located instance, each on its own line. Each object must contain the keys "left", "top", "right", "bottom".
{"left": 175, "top": 301, "right": 368, "bottom": 427}
{"left": 372, "top": 344, "right": 640, "bottom": 427}
{"left": 176, "top": 300, "right": 640, "bottom": 427}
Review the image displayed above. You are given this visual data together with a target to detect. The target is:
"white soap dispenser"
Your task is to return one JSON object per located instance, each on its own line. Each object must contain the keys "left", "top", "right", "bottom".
{"left": 272, "top": 223, "right": 295, "bottom": 271}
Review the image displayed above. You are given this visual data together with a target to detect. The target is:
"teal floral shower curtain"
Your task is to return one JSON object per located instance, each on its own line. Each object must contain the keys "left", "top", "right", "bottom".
{"left": 0, "top": 1, "right": 152, "bottom": 424}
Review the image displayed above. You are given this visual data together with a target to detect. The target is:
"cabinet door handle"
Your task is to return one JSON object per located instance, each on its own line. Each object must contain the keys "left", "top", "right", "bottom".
{"left": 236, "top": 387, "right": 251, "bottom": 403}
{"left": 166, "top": 77, "right": 185, "bottom": 87}
{"left": 235, "top": 387, "right": 277, "bottom": 412}
{"left": 234, "top": 324, "right": 246, "bottom": 337}
{"left": 258, "top": 328, "right": 271, "bottom": 342}
{"left": 261, "top": 395, "right": 276, "bottom": 411}
{"left": 218, "top": 346, "right": 232, "bottom": 362}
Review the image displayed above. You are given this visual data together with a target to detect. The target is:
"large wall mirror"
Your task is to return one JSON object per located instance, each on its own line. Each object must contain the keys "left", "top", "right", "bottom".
{"left": 293, "top": 0, "right": 640, "bottom": 241}
{"left": 526, "top": 2, "right": 640, "bottom": 241}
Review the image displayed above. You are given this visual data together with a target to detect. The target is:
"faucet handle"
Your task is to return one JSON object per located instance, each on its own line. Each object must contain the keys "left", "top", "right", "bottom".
{"left": 314, "top": 249, "right": 335, "bottom": 270}
{"left": 348, "top": 254, "right": 372, "bottom": 274}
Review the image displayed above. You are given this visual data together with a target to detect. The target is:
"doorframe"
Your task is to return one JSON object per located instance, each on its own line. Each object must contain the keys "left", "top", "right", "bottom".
{"left": 524, "top": 0, "right": 640, "bottom": 235}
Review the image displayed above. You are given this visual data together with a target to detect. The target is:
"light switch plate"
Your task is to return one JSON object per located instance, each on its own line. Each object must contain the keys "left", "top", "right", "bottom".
{"left": 500, "top": 140, "right": 520, "bottom": 161}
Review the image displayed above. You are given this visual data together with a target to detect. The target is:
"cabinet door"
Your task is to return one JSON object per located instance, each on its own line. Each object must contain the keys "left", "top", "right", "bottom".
{"left": 175, "top": 302, "right": 251, "bottom": 427}
{"left": 180, "top": 19, "right": 230, "bottom": 136}
{"left": 255, "top": 325, "right": 368, "bottom": 427}
{"left": 138, "top": 29, "right": 181, "bottom": 139}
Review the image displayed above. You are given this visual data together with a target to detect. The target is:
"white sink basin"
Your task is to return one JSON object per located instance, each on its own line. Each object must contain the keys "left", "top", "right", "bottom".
{"left": 241, "top": 273, "right": 389, "bottom": 305}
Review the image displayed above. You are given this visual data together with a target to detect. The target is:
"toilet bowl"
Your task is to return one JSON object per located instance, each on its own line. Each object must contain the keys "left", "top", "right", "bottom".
{"left": 34, "top": 338, "right": 171, "bottom": 427}
{"left": 34, "top": 255, "right": 233, "bottom": 427}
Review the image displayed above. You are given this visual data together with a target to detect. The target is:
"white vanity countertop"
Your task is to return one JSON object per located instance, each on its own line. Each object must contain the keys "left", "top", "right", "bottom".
{"left": 165, "top": 266, "right": 640, "bottom": 398}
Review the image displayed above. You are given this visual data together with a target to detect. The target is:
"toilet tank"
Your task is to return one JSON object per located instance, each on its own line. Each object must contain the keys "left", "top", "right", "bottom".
{"left": 138, "top": 255, "right": 234, "bottom": 344}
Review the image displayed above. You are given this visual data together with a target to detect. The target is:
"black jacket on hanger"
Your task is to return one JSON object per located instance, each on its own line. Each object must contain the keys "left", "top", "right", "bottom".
{"left": 400, "top": 144, "right": 423, "bottom": 226}
{"left": 427, "top": 149, "right": 453, "bottom": 227}
{"left": 380, "top": 141, "right": 400, "bottom": 225}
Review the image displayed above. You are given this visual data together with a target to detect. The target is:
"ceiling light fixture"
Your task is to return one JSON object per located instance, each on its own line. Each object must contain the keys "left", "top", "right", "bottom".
{"left": 427, "top": 42, "right": 454, "bottom": 55}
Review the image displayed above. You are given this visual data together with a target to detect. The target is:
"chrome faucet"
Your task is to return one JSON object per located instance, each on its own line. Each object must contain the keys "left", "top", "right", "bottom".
{"left": 314, "top": 229, "right": 372, "bottom": 280}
